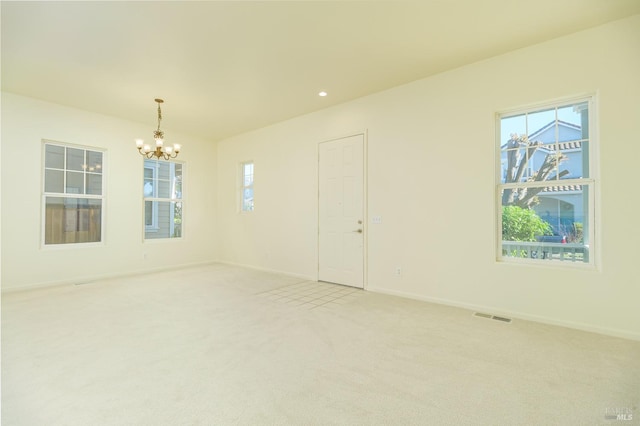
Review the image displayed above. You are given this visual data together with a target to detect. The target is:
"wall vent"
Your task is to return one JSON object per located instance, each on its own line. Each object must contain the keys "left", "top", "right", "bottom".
{"left": 473, "top": 312, "right": 512, "bottom": 323}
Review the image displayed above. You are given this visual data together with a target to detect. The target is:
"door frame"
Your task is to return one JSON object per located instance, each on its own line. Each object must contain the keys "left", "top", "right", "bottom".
{"left": 317, "top": 130, "right": 368, "bottom": 289}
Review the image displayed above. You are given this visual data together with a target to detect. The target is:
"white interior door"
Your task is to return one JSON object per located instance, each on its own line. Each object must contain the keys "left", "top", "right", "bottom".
{"left": 318, "top": 134, "right": 364, "bottom": 288}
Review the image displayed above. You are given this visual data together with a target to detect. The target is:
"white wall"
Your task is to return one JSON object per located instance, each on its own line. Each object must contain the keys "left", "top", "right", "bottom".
{"left": 216, "top": 15, "right": 640, "bottom": 340}
{"left": 1, "top": 93, "right": 217, "bottom": 290}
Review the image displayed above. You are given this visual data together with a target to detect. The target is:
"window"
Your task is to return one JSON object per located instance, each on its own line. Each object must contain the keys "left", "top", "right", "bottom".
{"left": 143, "top": 159, "right": 183, "bottom": 239}
{"left": 241, "top": 161, "right": 254, "bottom": 212}
{"left": 497, "top": 96, "right": 595, "bottom": 265}
{"left": 42, "top": 142, "right": 104, "bottom": 245}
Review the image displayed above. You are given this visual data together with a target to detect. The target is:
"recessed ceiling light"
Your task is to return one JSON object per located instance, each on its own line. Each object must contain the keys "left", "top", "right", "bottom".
{"left": 318, "top": 91, "right": 328, "bottom": 97}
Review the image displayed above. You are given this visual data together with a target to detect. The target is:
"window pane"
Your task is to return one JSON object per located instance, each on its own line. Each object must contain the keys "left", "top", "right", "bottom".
{"left": 157, "top": 179, "right": 171, "bottom": 198}
{"left": 86, "top": 173, "right": 102, "bottom": 195}
{"left": 45, "top": 197, "right": 101, "bottom": 244}
{"left": 157, "top": 161, "right": 170, "bottom": 180}
{"left": 86, "top": 151, "right": 103, "bottom": 174}
{"left": 557, "top": 103, "right": 589, "bottom": 179}
{"left": 66, "top": 148, "right": 85, "bottom": 171}
{"left": 501, "top": 137, "right": 528, "bottom": 184}
{"left": 45, "top": 169, "right": 64, "bottom": 193}
{"left": 174, "top": 176, "right": 182, "bottom": 199}
{"left": 527, "top": 108, "right": 556, "bottom": 138}
{"left": 173, "top": 164, "right": 183, "bottom": 199}
{"left": 243, "top": 188, "right": 254, "bottom": 211}
{"left": 500, "top": 114, "right": 526, "bottom": 148}
{"left": 144, "top": 179, "right": 154, "bottom": 197}
{"left": 557, "top": 104, "right": 585, "bottom": 128}
{"left": 531, "top": 144, "right": 562, "bottom": 183}
{"left": 557, "top": 141, "right": 584, "bottom": 181}
{"left": 501, "top": 184, "right": 589, "bottom": 263}
{"left": 144, "top": 201, "right": 182, "bottom": 239}
{"left": 45, "top": 145, "right": 65, "bottom": 169}
{"left": 66, "top": 171, "right": 84, "bottom": 194}
{"left": 143, "top": 165, "right": 155, "bottom": 196}
{"left": 145, "top": 200, "right": 154, "bottom": 226}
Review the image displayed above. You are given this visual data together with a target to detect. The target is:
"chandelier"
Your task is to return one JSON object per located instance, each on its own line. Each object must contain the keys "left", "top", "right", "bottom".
{"left": 135, "top": 98, "right": 181, "bottom": 160}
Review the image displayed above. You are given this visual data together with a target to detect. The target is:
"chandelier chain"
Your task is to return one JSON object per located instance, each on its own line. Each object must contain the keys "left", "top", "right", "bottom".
{"left": 157, "top": 102, "right": 162, "bottom": 133}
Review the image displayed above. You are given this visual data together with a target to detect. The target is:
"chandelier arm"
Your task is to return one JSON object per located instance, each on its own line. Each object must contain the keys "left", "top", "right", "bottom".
{"left": 137, "top": 148, "right": 151, "bottom": 159}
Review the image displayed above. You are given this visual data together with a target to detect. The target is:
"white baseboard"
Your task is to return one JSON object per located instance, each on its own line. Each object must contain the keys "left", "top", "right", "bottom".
{"left": 367, "top": 286, "right": 640, "bottom": 342}
{"left": 1, "top": 261, "right": 218, "bottom": 293}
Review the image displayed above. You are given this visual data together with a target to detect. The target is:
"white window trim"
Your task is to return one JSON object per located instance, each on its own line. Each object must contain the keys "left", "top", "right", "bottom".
{"left": 41, "top": 140, "right": 106, "bottom": 248}
{"left": 495, "top": 94, "right": 599, "bottom": 269}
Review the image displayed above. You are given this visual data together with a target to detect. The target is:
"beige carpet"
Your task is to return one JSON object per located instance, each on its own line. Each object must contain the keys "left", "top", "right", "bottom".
{"left": 2, "top": 263, "right": 639, "bottom": 425}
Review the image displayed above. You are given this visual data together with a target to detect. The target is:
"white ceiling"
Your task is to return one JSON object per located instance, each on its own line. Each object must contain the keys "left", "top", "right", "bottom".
{"left": 2, "top": 1, "right": 639, "bottom": 142}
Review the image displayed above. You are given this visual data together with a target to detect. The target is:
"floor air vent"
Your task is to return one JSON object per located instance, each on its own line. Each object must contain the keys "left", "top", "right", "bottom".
{"left": 473, "top": 312, "right": 512, "bottom": 323}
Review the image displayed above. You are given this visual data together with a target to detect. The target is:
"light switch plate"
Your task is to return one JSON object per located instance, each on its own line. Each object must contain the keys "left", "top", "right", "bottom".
{"left": 372, "top": 216, "right": 382, "bottom": 224}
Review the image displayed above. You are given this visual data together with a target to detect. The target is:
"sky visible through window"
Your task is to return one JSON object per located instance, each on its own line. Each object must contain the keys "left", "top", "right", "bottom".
{"left": 500, "top": 104, "right": 584, "bottom": 145}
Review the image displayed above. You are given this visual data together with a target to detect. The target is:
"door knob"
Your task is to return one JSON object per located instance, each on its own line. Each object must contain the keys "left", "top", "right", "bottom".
{"left": 353, "top": 229, "right": 363, "bottom": 233}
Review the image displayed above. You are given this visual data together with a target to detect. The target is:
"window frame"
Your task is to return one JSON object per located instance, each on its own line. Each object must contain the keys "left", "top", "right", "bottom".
{"left": 495, "top": 94, "right": 598, "bottom": 268}
{"left": 142, "top": 158, "right": 184, "bottom": 241}
{"left": 41, "top": 140, "right": 106, "bottom": 248}
{"left": 240, "top": 161, "right": 254, "bottom": 213}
